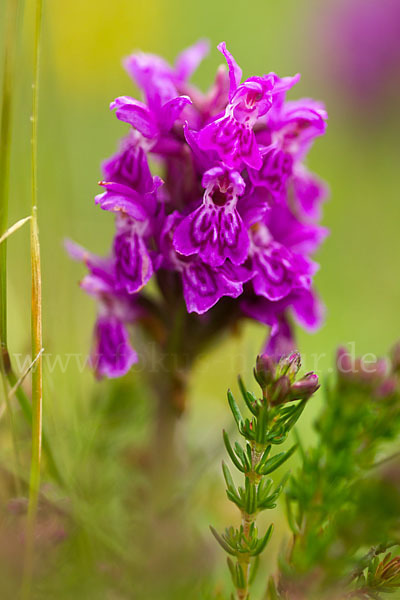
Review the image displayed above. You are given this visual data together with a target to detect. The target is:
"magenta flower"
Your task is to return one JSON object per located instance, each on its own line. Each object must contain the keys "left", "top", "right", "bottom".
{"left": 249, "top": 231, "right": 316, "bottom": 302}
{"left": 113, "top": 225, "right": 153, "bottom": 294}
{"left": 161, "top": 212, "right": 251, "bottom": 314}
{"left": 68, "top": 41, "right": 328, "bottom": 377}
{"left": 124, "top": 39, "right": 210, "bottom": 109}
{"left": 110, "top": 94, "right": 191, "bottom": 141}
{"left": 173, "top": 166, "right": 249, "bottom": 267}
{"left": 91, "top": 316, "right": 138, "bottom": 379}
{"left": 102, "top": 134, "right": 160, "bottom": 192}
{"left": 319, "top": 0, "right": 400, "bottom": 109}
{"left": 248, "top": 147, "right": 293, "bottom": 198}
{"left": 65, "top": 240, "right": 143, "bottom": 377}
{"left": 196, "top": 43, "right": 274, "bottom": 170}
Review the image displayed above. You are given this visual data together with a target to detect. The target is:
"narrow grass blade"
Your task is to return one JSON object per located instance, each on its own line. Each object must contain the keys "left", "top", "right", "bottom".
{"left": 0, "top": 0, "right": 23, "bottom": 498}
{"left": 7, "top": 347, "right": 43, "bottom": 400}
{"left": 0, "top": 0, "right": 60, "bottom": 491}
{"left": 0, "top": 0, "right": 20, "bottom": 352}
{"left": 21, "top": 0, "right": 44, "bottom": 596}
{"left": 0, "top": 215, "right": 31, "bottom": 245}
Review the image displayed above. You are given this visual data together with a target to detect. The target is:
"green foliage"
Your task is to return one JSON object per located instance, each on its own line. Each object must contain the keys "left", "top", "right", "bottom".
{"left": 272, "top": 343, "right": 400, "bottom": 600}
{"left": 213, "top": 352, "right": 318, "bottom": 599}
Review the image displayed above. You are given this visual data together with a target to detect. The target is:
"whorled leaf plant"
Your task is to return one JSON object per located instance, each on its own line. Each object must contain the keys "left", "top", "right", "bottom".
{"left": 212, "top": 352, "right": 320, "bottom": 599}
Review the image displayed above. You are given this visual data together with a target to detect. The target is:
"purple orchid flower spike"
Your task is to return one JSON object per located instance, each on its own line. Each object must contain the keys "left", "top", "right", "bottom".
{"left": 96, "top": 140, "right": 162, "bottom": 295}
{"left": 98, "top": 137, "right": 163, "bottom": 219}
{"left": 162, "top": 212, "right": 251, "bottom": 314}
{"left": 66, "top": 240, "right": 142, "bottom": 378}
{"left": 114, "top": 42, "right": 212, "bottom": 139}
{"left": 249, "top": 230, "right": 316, "bottom": 302}
{"left": 241, "top": 285, "right": 323, "bottom": 358}
{"left": 124, "top": 40, "right": 209, "bottom": 100}
{"left": 218, "top": 42, "right": 242, "bottom": 98}
{"left": 95, "top": 181, "right": 153, "bottom": 219}
{"left": 264, "top": 314, "right": 297, "bottom": 360}
{"left": 180, "top": 259, "right": 246, "bottom": 314}
{"left": 174, "top": 39, "right": 210, "bottom": 83}
{"left": 197, "top": 112, "right": 263, "bottom": 170}
{"left": 113, "top": 215, "right": 154, "bottom": 294}
{"left": 68, "top": 41, "right": 329, "bottom": 378}
{"left": 65, "top": 238, "right": 145, "bottom": 314}
{"left": 269, "top": 98, "right": 328, "bottom": 159}
{"left": 122, "top": 41, "right": 211, "bottom": 135}
{"left": 291, "top": 287, "right": 325, "bottom": 332}
{"left": 124, "top": 52, "right": 177, "bottom": 108}
{"left": 292, "top": 165, "right": 329, "bottom": 221}
{"left": 248, "top": 146, "right": 294, "bottom": 198}
{"left": 65, "top": 239, "right": 115, "bottom": 291}
{"left": 110, "top": 94, "right": 192, "bottom": 141}
{"left": 264, "top": 203, "right": 329, "bottom": 255}
{"left": 97, "top": 187, "right": 159, "bottom": 294}
{"left": 196, "top": 43, "right": 275, "bottom": 169}
{"left": 196, "top": 44, "right": 300, "bottom": 171}
{"left": 183, "top": 124, "right": 218, "bottom": 172}
{"left": 173, "top": 166, "right": 249, "bottom": 267}
{"left": 102, "top": 134, "right": 158, "bottom": 189}
{"left": 91, "top": 315, "right": 138, "bottom": 379}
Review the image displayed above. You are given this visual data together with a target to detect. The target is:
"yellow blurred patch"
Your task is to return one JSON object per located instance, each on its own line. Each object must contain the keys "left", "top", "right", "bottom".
{"left": 46, "top": 0, "right": 164, "bottom": 92}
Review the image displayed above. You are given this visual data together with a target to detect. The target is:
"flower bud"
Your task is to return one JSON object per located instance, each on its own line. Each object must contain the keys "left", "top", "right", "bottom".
{"left": 336, "top": 346, "right": 388, "bottom": 388}
{"left": 255, "top": 354, "right": 276, "bottom": 388}
{"left": 375, "top": 377, "right": 397, "bottom": 399}
{"left": 336, "top": 346, "right": 353, "bottom": 375}
{"left": 391, "top": 341, "right": 400, "bottom": 374}
{"left": 270, "top": 375, "right": 291, "bottom": 405}
{"left": 277, "top": 352, "right": 301, "bottom": 382}
{"left": 289, "top": 372, "right": 319, "bottom": 401}
{"left": 377, "top": 555, "right": 400, "bottom": 583}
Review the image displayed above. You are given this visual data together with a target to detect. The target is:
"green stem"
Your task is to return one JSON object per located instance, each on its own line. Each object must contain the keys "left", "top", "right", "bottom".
{"left": 21, "top": 0, "right": 43, "bottom": 596}
{"left": 5, "top": 365, "right": 63, "bottom": 485}
{"left": 236, "top": 445, "right": 264, "bottom": 600}
{"left": 0, "top": 0, "right": 19, "bottom": 349}
{"left": 0, "top": 0, "right": 22, "bottom": 498}
{"left": 0, "top": 0, "right": 60, "bottom": 490}
{"left": 0, "top": 370, "right": 22, "bottom": 495}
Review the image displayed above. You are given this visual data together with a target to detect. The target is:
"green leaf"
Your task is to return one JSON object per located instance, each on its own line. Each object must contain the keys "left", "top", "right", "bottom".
{"left": 256, "top": 407, "right": 268, "bottom": 444}
{"left": 235, "top": 562, "right": 246, "bottom": 589}
{"left": 238, "top": 376, "right": 258, "bottom": 416}
{"left": 227, "top": 389, "right": 244, "bottom": 431}
{"left": 276, "top": 471, "right": 291, "bottom": 493}
{"left": 226, "top": 489, "right": 242, "bottom": 508}
{"left": 243, "top": 418, "right": 255, "bottom": 440}
{"left": 292, "top": 427, "right": 306, "bottom": 462}
{"left": 249, "top": 555, "right": 260, "bottom": 585}
{"left": 285, "top": 495, "right": 300, "bottom": 535}
{"left": 223, "top": 430, "right": 245, "bottom": 472}
{"left": 235, "top": 441, "right": 251, "bottom": 471}
{"left": 246, "top": 442, "right": 253, "bottom": 465}
{"left": 227, "top": 557, "right": 237, "bottom": 585}
{"left": 253, "top": 524, "right": 274, "bottom": 555}
{"left": 262, "top": 445, "right": 297, "bottom": 475}
{"left": 209, "top": 526, "right": 236, "bottom": 556}
{"left": 257, "top": 477, "right": 273, "bottom": 504}
{"left": 267, "top": 575, "right": 280, "bottom": 600}
{"left": 222, "top": 461, "right": 236, "bottom": 492}
{"left": 282, "top": 400, "right": 307, "bottom": 431}
{"left": 255, "top": 444, "right": 272, "bottom": 473}
{"left": 245, "top": 478, "right": 257, "bottom": 514}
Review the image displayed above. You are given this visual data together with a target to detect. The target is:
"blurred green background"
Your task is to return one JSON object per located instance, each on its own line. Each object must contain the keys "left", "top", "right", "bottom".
{"left": 1, "top": 0, "right": 400, "bottom": 597}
